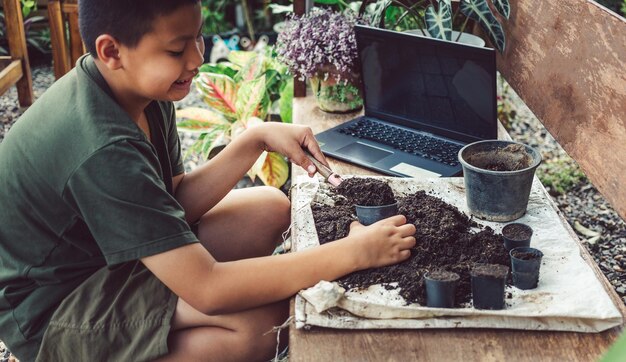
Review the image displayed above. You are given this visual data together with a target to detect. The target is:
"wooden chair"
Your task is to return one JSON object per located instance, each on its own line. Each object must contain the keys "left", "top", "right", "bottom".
{"left": 0, "top": 0, "right": 34, "bottom": 107}
{"left": 48, "top": 0, "right": 85, "bottom": 79}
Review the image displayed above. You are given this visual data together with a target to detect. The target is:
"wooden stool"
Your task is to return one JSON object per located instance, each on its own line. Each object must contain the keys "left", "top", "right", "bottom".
{"left": 48, "top": 0, "right": 85, "bottom": 79}
{"left": 0, "top": 0, "right": 34, "bottom": 107}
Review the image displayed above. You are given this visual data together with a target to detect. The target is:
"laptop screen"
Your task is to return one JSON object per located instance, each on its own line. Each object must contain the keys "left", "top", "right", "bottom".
{"left": 355, "top": 25, "right": 497, "bottom": 143}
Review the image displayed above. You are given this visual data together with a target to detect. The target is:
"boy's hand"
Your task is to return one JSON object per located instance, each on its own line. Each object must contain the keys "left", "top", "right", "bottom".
{"left": 253, "top": 123, "right": 329, "bottom": 177}
{"left": 345, "top": 215, "right": 417, "bottom": 269}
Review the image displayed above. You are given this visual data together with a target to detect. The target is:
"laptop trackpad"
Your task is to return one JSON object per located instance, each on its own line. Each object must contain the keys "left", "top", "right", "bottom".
{"left": 336, "top": 142, "right": 392, "bottom": 163}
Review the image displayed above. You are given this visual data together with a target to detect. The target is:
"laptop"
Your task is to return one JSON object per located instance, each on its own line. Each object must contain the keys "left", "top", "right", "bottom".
{"left": 315, "top": 25, "right": 497, "bottom": 178}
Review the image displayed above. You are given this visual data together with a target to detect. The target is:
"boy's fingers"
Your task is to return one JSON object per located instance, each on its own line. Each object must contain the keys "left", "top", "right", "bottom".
{"left": 380, "top": 214, "right": 407, "bottom": 226}
{"left": 398, "top": 249, "right": 411, "bottom": 261}
{"left": 398, "top": 223, "right": 417, "bottom": 236}
{"left": 300, "top": 132, "right": 330, "bottom": 169}
{"left": 290, "top": 148, "right": 316, "bottom": 176}
{"left": 401, "top": 236, "right": 417, "bottom": 249}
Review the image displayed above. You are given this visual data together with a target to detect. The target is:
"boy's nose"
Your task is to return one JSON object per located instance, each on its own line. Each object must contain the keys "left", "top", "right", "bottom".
{"left": 188, "top": 37, "right": 205, "bottom": 70}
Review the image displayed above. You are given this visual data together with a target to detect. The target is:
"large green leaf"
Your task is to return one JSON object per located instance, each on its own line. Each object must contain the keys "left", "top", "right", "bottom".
{"left": 460, "top": 0, "right": 506, "bottom": 53}
{"left": 227, "top": 50, "right": 257, "bottom": 68}
{"left": 258, "top": 152, "right": 290, "bottom": 188}
{"left": 199, "top": 124, "right": 231, "bottom": 160}
{"left": 492, "top": 0, "right": 510, "bottom": 19}
{"left": 235, "top": 53, "right": 266, "bottom": 82}
{"left": 425, "top": 0, "right": 452, "bottom": 41}
{"left": 199, "top": 62, "right": 238, "bottom": 79}
{"left": 176, "top": 107, "right": 229, "bottom": 131}
{"left": 235, "top": 77, "right": 266, "bottom": 123}
{"left": 194, "top": 73, "right": 238, "bottom": 120}
{"left": 279, "top": 81, "right": 294, "bottom": 123}
{"left": 364, "top": 0, "right": 392, "bottom": 27}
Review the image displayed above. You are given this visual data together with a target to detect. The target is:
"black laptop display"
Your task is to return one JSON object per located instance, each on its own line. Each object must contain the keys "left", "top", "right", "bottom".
{"left": 315, "top": 25, "right": 497, "bottom": 177}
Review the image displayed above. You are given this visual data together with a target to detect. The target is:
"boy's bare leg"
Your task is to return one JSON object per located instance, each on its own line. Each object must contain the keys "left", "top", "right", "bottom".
{"left": 195, "top": 186, "right": 291, "bottom": 262}
{"left": 155, "top": 186, "right": 290, "bottom": 361}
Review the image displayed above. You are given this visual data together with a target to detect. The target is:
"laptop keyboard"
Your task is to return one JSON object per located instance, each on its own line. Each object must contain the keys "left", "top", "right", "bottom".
{"left": 337, "top": 119, "right": 462, "bottom": 167}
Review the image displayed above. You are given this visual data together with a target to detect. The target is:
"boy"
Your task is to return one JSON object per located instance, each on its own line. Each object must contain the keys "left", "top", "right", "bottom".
{"left": 0, "top": 1, "right": 416, "bottom": 361}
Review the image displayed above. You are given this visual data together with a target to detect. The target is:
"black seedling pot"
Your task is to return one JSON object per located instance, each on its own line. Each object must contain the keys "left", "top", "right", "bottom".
{"left": 355, "top": 202, "right": 398, "bottom": 226}
{"left": 471, "top": 263, "right": 509, "bottom": 310}
{"left": 424, "top": 270, "right": 460, "bottom": 308}
{"left": 510, "top": 247, "right": 544, "bottom": 290}
{"left": 502, "top": 223, "right": 533, "bottom": 251}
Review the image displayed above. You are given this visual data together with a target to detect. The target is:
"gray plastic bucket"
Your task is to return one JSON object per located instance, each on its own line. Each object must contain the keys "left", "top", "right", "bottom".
{"left": 458, "top": 140, "right": 542, "bottom": 222}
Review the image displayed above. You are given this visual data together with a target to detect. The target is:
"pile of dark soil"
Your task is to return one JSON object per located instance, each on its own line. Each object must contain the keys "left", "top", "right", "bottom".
{"left": 312, "top": 178, "right": 510, "bottom": 307}
{"left": 335, "top": 177, "right": 396, "bottom": 206}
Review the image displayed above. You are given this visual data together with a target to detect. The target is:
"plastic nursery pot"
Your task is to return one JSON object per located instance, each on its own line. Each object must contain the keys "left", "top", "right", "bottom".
{"left": 355, "top": 202, "right": 398, "bottom": 226}
{"left": 471, "top": 263, "right": 509, "bottom": 310}
{"left": 458, "top": 140, "right": 542, "bottom": 222}
{"left": 424, "top": 270, "right": 460, "bottom": 308}
{"left": 502, "top": 223, "right": 533, "bottom": 252}
{"left": 510, "top": 247, "right": 544, "bottom": 290}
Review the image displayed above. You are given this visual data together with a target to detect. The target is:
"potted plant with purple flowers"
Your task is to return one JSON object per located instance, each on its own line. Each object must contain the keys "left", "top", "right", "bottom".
{"left": 276, "top": 8, "right": 363, "bottom": 113}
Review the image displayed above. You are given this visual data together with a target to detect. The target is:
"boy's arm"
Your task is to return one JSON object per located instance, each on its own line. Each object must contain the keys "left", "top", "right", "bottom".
{"left": 141, "top": 215, "right": 416, "bottom": 315}
{"left": 173, "top": 123, "right": 327, "bottom": 223}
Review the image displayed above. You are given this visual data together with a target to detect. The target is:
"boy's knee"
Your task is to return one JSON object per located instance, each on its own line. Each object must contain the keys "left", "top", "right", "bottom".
{"left": 260, "top": 186, "right": 291, "bottom": 227}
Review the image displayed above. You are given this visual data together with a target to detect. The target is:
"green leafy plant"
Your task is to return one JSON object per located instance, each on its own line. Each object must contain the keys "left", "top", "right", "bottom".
{"left": 538, "top": 157, "right": 587, "bottom": 196}
{"left": 21, "top": 0, "right": 37, "bottom": 17}
{"left": 201, "top": 0, "right": 234, "bottom": 35}
{"left": 24, "top": 15, "right": 50, "bottom": 54}
{"left": 359, "top": 0, "right": 510, "bottom": 53}
{"left": 177, "top": 49, "right": 293, "bottom": 188}
{"left": 0, "top": 11, "right": 50, "bottom": 56}
{"left": 0, "top": 11, "right": 7, "bottom": 56}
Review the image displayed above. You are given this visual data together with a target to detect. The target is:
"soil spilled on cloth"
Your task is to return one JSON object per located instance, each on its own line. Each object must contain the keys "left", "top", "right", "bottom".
{"left": 312, "top": 177, "right": 510, "bottom": 307}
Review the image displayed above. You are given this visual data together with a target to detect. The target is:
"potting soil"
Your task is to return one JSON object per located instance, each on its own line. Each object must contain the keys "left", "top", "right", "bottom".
{"left": 313, "top": 178, "right": 510, "bottom": 306}
{"left": 291, "top": 176, "right": 623, "bottom": 332}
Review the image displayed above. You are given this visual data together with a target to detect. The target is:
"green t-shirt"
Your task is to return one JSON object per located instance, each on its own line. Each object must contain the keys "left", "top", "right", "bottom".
{"left": 0, "top": 55, "right": 199, "bottom": 361}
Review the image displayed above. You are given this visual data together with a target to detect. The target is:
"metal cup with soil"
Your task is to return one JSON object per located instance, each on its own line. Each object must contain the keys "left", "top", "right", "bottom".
{"left": 458, "top": 140, "right": 542, "bottom": 222}
{"left": 335, "top": 178, "right": 398, "bottom": 226}
{"left": 424, "top": 270, "right": 460, "bottom": 308}
{"left": 502, "top": 223, "right": 533, "bottom": 251}
{"left": 510, "top": 247, "right": 544, "bottom": 290}
{"left": 471, "top": 263, "right": 509, "bottom": 310}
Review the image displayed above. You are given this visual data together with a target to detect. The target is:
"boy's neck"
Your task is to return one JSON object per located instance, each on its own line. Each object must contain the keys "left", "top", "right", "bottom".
{"left": 93, "top": 58, "right": 150, "bottom": 123}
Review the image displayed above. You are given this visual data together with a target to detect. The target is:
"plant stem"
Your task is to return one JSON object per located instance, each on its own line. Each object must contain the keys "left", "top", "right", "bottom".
{"left": 337, "top": 0, "right": 351, "bottom": 10}
{"left": 389, "top": 0, "right": 428, "bottom": 34}
{"left": 455, "top": 16, "right": 469, "bottom": 42}
{"left": 241, "top": 0, "right": 255, "bottom": 43}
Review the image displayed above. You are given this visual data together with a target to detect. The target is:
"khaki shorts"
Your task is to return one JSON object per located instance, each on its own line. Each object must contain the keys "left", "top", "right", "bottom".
{"left": 36, "top": 261, "right": 178, "bottom": 362}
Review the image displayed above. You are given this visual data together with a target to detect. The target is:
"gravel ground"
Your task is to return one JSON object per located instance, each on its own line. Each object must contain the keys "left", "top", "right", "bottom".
{"left": 0, "top": 65, "right": 624, "bottom": 360}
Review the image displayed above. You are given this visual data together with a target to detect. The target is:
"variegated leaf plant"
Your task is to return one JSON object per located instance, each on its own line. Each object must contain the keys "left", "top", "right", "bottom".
{"left": 176, "top": 50, "right": 290, "bottom": 188}
{"left": 361, "top": 0, "right": 510, "bottom": 53}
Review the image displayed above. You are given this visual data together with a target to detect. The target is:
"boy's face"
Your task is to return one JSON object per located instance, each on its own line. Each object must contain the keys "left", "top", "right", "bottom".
{"left": 117, "top": 3, "right": 204, "bottom": 102}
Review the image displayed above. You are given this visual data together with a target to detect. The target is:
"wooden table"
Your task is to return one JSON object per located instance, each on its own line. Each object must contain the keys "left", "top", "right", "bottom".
{"left": 289, "top": 95, "right": 626, "bottom": 361}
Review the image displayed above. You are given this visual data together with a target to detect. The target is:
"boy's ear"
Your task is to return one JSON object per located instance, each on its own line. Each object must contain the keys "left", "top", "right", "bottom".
{"left": 95, "top": 34, "right": 123, "bottom": 70}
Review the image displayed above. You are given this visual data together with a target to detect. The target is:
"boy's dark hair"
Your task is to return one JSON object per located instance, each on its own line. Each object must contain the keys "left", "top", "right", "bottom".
{"left": 79, "top": 0, "right": 201, "bottom": 56}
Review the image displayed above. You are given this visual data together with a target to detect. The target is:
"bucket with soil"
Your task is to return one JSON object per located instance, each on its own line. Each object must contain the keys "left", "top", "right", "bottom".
{"left": 458, "top": 140, "right": 542, "bottom": 222}
{"left": 336, "top": 178, "right": 398, "bottom": 225}
{"left": 471, "top": 263, "right": 509, "bottom": 310}
{"left": 424, "top": 270, "right": 460, "bottom": 308}
{"left": 502, "top": 223, "right": 533, "bottom": 251}
{"left": 510, "top": 247, "right": 544, "bottom": 290}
